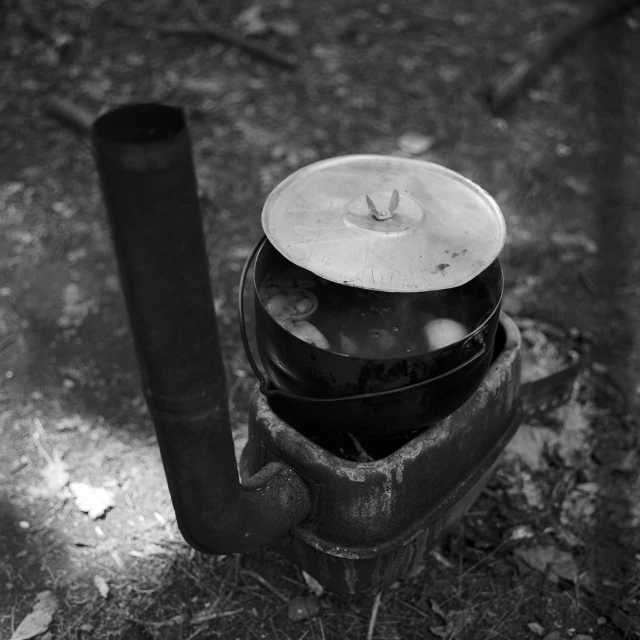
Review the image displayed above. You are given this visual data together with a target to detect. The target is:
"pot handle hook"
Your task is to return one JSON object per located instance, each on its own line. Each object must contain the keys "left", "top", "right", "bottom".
{"left": 238, "top": 235, "right": 273, "bottom": 393}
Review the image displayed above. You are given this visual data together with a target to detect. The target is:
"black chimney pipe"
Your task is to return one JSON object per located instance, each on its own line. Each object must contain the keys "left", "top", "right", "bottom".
{"left": 91, "top": 104, "right": 311, "bottom": 553}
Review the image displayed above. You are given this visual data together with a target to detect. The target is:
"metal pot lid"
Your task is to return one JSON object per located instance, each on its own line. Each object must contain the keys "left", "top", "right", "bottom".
{"left": 261, "top": 154, "right": 506, "bottom": 292}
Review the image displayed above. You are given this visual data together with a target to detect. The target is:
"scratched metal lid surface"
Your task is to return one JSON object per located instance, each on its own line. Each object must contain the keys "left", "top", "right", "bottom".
{"left": 261, "top": 154, "right": 506, "bottom": 292}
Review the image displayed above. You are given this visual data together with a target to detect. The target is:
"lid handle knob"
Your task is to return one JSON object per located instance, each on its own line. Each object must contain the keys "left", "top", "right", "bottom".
{"left": 366, "top": 189, "right": 400, "bottom": 221}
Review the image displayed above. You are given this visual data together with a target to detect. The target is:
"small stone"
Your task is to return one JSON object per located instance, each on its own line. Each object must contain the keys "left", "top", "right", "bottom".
{"left": 125, "top": 53, "right": 145, "bottom": 67}
{"left": 555, "top": 143, "right": 572, "bottom": 157}
{"left": 528, "top": 622, "right": 545, "bottom": 636}
{"left": 509, "top": 524, "right": 535, "bottom": 541}
{"left": 287, "top": 596, "right": 320, "bottom": 621}
{"left": 397, "top": 132, "right": 435, "bottom": 155}
{"left": 597, "top": 617, "right": 607, "bottom": 625}
{"left": 491, "top": 118, "right": 509, "bottom": 131}
{"left": 19, "top": 521, "right": 30, "bottom": 529}
{"left": 542, "top": 632, "right": 562, "bottom": 640}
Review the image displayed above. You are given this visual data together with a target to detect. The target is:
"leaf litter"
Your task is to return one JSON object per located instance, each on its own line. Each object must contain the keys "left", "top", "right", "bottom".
{"left": 39, "top": 449, "right": 70, "bottom": 495}
{"left": 9, "top": 591, "right": 58, "bottom": 640}
{"left": 94, "top": 575, "right": 110, "bottom": 599}
{"left": 498, "top": 320, "right": 609, "bottom": 600}
{"left": 69, "top": 481, "right": 116, "bottom": 519}
{"left": 514, "top": 545, "right": 579, "bottom": 584}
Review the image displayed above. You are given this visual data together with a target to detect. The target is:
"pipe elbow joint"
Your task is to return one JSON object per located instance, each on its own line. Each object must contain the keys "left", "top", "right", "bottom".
{"left": 175, "top": 461, "right": 312, "bottom": 555}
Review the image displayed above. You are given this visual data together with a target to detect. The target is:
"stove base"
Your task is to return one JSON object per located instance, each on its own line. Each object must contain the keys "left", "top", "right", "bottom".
{"left": 241, "top": 313, "right": 522, "bottom": 594}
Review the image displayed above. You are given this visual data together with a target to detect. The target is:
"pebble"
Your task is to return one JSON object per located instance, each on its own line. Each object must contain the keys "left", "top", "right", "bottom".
{"left": 287, "top": 596, "right": 319, "bottom": 621}
{"left": 397, "top": 132, "right": 435, "bottom": 155}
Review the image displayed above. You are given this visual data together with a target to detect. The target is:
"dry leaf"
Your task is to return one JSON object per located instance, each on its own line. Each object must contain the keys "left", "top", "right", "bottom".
{"left": 57, "top": 283, "right": 97, "bottom": 328}
{"left": 270, "top": 18, "right": 300, "bottom": 37}
{"left": 504, "top": 424, "right": 558, "bottom": 469}
{"left": 129, "top": 542, "right": 166, "bottom": 558}
{"left": 521, "top": 473, "right": 545, "bottom": 509}
{"left": 182, "top": 77, "right": 226, "bottom": 95}
{"left": 429, "top": 599, "right": 447, "bottom": 620}
{"left": 10, "top": 590, "right": 58, "bottom": 640}
{"left": 40, "top": 450, "right": 70, "bottom": 495}
{"left": 301, "top": 570, "right": 324, "bottom": 596}
{"left": 287, "top": 596, "right": 319, "bottom": 621}
{"left": 550, "top": 231, "right": 598, "bottom": 254}
{"left": 235, "top": 4, "right": 269, "bottom": 35}
{"left": 509, "top": 524, "right": 535, "bottom": 541}
{"left": 55, "top": 415, "right": 85, "bottom": 432}
{"left": 438, "top": 64, "right": 461, "bottom": 83}
{"left": 429, "top": 548, "right": 454, "bottom": 568}
{"left": 561, "top": 483, "right": 598, "bottom": 523}
{"left": 70, "top": 482, "right": 115, "bottom": 519}
{"left": 563, "top": 177, "right": 590, "bottom": 196}
{"left": 555, "top": 402, "right": 591, "bottom": 465}
{"left": 94, "top": 575, "right": 109, "bottom": 598}
{"left": 429, "top": 609, "right": 475, "bottom": 639}
{"left": 514, "top": 545, "right": 578, "bottom": 583}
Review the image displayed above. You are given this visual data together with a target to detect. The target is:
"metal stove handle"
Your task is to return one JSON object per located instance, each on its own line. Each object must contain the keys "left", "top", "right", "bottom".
{"left": 238, "top": 236, "right": 487, "bottom": 405}
{"left": 520, "top": 348, "right": 592, "bottom": 420}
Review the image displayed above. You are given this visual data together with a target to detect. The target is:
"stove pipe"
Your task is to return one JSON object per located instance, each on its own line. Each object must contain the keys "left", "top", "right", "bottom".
{"left": 91, "top": 104, "right": 310, "bottom": 553}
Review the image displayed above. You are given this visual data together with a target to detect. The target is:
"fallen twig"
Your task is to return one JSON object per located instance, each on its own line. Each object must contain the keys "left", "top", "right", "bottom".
{"left": 57, "top": 601, "right": 107, "bottom": 640}
{"left": 18, "top": 0, "right": 73, "bottom": 50}
{"left": 43, "top": 94, "right": 94, "bottom": 135}
{"left": 485, "top": 0, "right": 635, "bottom": 113}
{"left": 111, "top": 7, "right": 298, "bottom": 71}
{"left": 0, "top": 334, "right": 19, "bottom": 352}
{"left": 127, "top": 608, "right": 242, "bottom": 629}
{"left": 347, "top": 432, "right": 374, "bottom": 462}
{"left": 24, "top": 539, "right": 68, "bottom": 567}
{"left": 366, "top": 591, "right": 383, "bottom": 640}
{"left": 241, "top": 570, "right": 289, "bottom": 603}
{"left": 29, "top": 501, "right": 66, "bottom": 533}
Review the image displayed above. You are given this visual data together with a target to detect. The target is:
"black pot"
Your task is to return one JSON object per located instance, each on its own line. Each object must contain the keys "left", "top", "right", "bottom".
{"left": 241, "top": 238, "right": 504, "bottom": 436}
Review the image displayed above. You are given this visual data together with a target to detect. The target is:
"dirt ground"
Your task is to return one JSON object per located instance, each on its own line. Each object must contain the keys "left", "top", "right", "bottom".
{"left": 1, "top": 0, "right": 640, "bottom": 638}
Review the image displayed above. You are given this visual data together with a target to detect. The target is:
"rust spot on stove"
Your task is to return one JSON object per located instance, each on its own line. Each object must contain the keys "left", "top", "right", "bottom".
{"left": 431, "top": 263, "right": 450, "bottom": 275}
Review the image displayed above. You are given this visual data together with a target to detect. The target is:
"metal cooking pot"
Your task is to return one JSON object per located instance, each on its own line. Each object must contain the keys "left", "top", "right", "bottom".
{"left": 239, "top": 155, "right": 507, "bottom": 437}
{"left": 240, "top": 238, "right": 503, "bottom": 436}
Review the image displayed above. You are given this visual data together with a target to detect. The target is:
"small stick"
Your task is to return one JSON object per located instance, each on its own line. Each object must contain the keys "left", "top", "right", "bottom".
{"left": 347, "top": 432, "right": 374, "bottom": 462}
{"left": 112, "top": 8, "right": 298, "bottom": 71}
{"left": 485, "top": 0, "right": 635, "bottom": 113}
{"left": 43, "top": 94, "right": 94, "bottom": 135}
{"left": 241, "top": 569, "right": 289, "bottom": 603}
{"left": 31, "top": 426, "right": 54, "bottom": 465}
{"left": 129, "top": 608, "right": 242, "bottom": 628}
{"left": 366, "top": 591, "right": 383, "bottom": 640}
{"left": 18, "top": 0, "right": 72, "bottom": 49}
